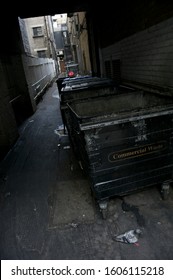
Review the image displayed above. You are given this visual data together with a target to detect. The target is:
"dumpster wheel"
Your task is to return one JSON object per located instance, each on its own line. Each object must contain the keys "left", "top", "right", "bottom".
{"left": 160, "top": 181, "right": 171, "bottom": 200}
{"left": 99, "top": 200, "right": 108, "bottom": 219}
{"left": 101, "top": 208, "right": 108, "bottom": 220}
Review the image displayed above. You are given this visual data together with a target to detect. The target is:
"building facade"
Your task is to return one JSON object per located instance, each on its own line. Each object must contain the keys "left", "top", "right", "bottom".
{"left": 23, "top": 16, "right": 57, "bottom": 60}
{"left": 67, "top": 12, "right": 91, "bottom": 75}
{"left": 52, "top": 13, "right": 73, "bottom": 74}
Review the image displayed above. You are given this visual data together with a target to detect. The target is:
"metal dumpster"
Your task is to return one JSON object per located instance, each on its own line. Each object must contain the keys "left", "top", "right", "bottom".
{"left": 56, "top": 75, "right": 93, "bottom": 94}
{"left": 61, "top": 75, "right": 93, "bottom": 88}
{"left": 59, "top": 75, "right": 92, "bottom": 92}
{"left": 59, "top": 76, "right": 118, "bottom": 135}
{"left": 61, "top": 76, "right": 116, "bottom": 93}
{"left": 67, "top": 91, "right": 173, "bottom": 217}
{"left": 60, "top": 77, "right": 118, "bottom": 103}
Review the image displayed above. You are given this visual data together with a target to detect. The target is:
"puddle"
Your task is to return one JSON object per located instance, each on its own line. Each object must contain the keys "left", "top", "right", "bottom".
{"left": 121, "top": 199, "right": 146, "bottom": 227}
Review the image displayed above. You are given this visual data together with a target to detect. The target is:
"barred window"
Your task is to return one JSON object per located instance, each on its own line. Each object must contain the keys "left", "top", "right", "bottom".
{"left": 33, "top": 26, "right": 43, "bottom": 37}
{"left": 37, "top": 50, "right": 46, "bottom": 58}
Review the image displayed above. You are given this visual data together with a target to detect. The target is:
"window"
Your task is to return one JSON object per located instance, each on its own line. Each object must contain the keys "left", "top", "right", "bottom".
{"left": 57, "top": 50, "right": 64, "bottom": 60}
{"left": 33, "top": 26, "right": 43, "bottom": 37}
{"left": 57, "top": 50, "right": 64, "bottom": 55}
{"left": 61, "top": 24, "right": 67, "bottom": 31}
{"left": 37, "top": 50, "right": 46, "bottom": 58}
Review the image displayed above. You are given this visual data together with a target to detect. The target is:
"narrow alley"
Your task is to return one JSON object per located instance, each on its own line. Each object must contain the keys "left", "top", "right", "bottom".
{"left": 0, "top": 82, "right": 173, "bottom": 260}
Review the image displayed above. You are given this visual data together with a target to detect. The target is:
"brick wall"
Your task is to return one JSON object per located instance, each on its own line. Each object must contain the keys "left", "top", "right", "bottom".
{"left": 101, "top": 16, "right": 173, "bottom": 90}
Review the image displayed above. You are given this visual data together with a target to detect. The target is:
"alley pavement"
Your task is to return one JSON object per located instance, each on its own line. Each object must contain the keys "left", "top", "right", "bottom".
{"left": 0, "top": 81, "right": 173, "bottom": 260}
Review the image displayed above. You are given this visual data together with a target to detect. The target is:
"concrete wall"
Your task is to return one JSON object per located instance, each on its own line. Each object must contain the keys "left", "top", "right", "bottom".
{"left": 101, "top": 16, "right": 173, "bottom": 91}
{"left": 24, "top": 17, "right": 49, "bottom": 57}
{"left": 68, "top": 12, "right": 91, "bottom": 75}
{"left": 18, "top": 17, "right": 31, "bottom": 55}
{"left": 22, "top": 54, "right": 56, "bottom": 104}
{"left": 78, "top": 12, "right": 91, "bottom": 75}
{"left": 23, "top": 16, "right": 57, "bottom": 60}
{"left": 23, "top": 17, "right": 45, "bottom": 56}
